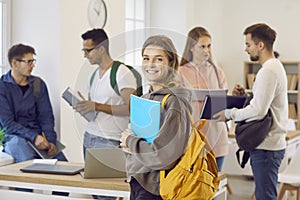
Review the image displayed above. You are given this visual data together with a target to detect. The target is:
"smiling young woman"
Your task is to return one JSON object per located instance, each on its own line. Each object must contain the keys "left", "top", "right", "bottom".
{"left": 119, "top": 35, "right": 192, "bottom": 200}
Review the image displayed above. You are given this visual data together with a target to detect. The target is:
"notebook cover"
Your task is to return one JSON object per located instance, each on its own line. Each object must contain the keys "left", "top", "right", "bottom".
{"left": 28, "top": 140, "right": 65, "bottom": 159}
{"left": 62, "top": 87, "right": 97, "bottom": 122}
{"left": 200, "top": 95, "right": 247, "bottom": 119}
{"left": 190, "top": 88, "right": 228, "bottom": 101}
{"left": 130, "top": 95, "right": 161, "bottom": 143}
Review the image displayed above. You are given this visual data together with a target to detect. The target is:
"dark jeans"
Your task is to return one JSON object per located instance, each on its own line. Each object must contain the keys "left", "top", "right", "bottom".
{"left": 4, "top": 135, "right": 68, "bottom": 162}
{"left": 216, "top": 156, "right": 225, "bottom": 172}
{"left": 250, "top": 149, "right": 285, "bottom": 200}
{"left": 130, "top": 178, "right": 162, "bottom": 200}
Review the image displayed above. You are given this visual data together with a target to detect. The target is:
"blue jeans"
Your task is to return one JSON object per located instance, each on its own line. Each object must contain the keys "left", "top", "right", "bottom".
{"left": 83, "top": 132, "right": 120, "bottom": 159}
{"left": 83, "top": 132, "right": 120, "bottom": 200}
{"left": 3, "top": 135, "right": 67, "bottom": 163}
{"left": 216, "top": 156, "right": 225, "bottom": 172}
{"left": 250, "top": 149, "right": 285, "bottom": 200}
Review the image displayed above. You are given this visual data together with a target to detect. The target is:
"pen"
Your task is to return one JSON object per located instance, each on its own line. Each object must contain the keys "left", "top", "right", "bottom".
{"left": 42, "top": 132, "right": 50, "bottom": 146}
{"left": 77, "top": 91, "right": 86, "bottom": 101}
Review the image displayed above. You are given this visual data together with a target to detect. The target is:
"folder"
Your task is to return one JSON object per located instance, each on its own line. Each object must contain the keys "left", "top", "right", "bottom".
{"left": 190, "top": 88, "right": 228, "bottom": 101}
{"left": 200, "top": 95, "right": 247, "bottom": 119}
{"left": 62, "top": 87, "right": 97, "bottom": 122}
{"left": 130, "top": 95, "right": 161, "bottom": 143}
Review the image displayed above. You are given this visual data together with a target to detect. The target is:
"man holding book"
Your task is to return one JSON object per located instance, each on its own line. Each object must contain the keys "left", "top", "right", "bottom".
{"left": 0, "top": 43, "right": 67, "bottom": 163}
{"left": 78, "top": 29, "right": 137, "bottom": 156}
{"left": 77, "top": 28, "right": 137, "bottom": 200}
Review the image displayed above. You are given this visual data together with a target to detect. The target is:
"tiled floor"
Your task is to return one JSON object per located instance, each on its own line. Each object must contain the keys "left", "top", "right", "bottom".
{"left": 225, "top": 175, "right": 298, "bottom": 200}
{"left": 226, "top": 175, "right": 255, "bottom": 200}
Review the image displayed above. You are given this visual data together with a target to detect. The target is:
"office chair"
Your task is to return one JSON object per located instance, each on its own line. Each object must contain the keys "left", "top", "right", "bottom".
{"left": 278, "top": 145, "right": 300, "bottom": 200}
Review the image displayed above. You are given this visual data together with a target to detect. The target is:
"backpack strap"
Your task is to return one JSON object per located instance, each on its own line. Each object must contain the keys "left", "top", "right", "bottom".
{"left": 89, "top": 67, "right": 99, "bottom": 87}
{"left": 90, "top": 61, "right": 143, "bottom": 96}
{"left": 161, "top": 93, "right": 171, "bottom": 109}
{"left": 110, "top": 61, "right": 143, "bottom": 96}
{"left": 236, "top": 148, "right": 250, "bottom": 168}
{"left": 33, "top": 76, "right": 41, "bottom": 102}
{"left": 110, "top": 61, "right": 122, "bottom": 95}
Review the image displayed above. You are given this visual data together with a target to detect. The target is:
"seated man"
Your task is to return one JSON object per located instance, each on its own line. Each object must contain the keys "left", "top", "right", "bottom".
{"left": 0, "top": 43, "right": 67, "bottom": 163}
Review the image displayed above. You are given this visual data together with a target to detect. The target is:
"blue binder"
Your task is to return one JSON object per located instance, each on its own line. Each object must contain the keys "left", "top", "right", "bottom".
{"left": 130, "top": 95, "right": 161, "bottom": 143}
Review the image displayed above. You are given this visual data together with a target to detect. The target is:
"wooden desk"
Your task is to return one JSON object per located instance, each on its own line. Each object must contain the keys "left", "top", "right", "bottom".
{"left": 0, "top": 161, "right": 228, "bottom": 199}
{"left": 0, "top": 161, "right": 130, "bottom": 199}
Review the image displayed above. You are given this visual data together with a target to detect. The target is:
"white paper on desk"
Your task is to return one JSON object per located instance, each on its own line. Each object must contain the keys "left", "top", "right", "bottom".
{"left": 33, "top": 159, "right": 58, "bottom": 165}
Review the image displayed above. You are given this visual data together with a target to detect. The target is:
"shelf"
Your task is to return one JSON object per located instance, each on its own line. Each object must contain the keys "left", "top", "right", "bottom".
{"left": 244, "top": 61, "right": 300, "bottom": 129}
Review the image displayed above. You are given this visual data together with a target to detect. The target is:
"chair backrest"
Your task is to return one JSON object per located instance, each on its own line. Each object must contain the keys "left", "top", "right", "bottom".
{"left": 283, "top": 145, "right": 300, "bottom": 175}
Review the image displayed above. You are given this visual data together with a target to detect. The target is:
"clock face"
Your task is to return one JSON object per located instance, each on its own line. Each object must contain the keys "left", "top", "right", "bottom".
{"left": 88, "top": 0, "right": 107, "bottom": 28}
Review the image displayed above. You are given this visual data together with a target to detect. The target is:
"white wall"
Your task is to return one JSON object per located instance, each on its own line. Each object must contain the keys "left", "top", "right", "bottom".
{"left": 184, "top": 0, "right": 300, "bottom": 90}
{"left": 60, "top": 0, "right": 125, "bottom": 162}
{"left": 11, "top": 0, "right": 61, "bottom": 136}
{"left": 11, "top": 0, "right": 300, "bottom": 162}
{"left": 12, "top": 0, "right": 125, "bottom": 162}
{"left": 149, "top": 0, "right": 300, "bottom": 90}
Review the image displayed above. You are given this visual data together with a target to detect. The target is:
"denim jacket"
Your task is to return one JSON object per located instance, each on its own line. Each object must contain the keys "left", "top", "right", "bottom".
{"left": 0, "top": 70, "right": 57, "bottom": 144}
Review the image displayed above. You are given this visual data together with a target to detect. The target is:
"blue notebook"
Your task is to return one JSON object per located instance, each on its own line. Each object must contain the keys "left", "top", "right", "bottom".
{"left": 130, "top": 95, "right": 161, "bottom": 143}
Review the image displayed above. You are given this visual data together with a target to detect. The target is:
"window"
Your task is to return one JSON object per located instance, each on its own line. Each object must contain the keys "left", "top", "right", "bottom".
{"left": 125, "top": 0, "right": 148, "bottom": 67}
{"left": 0, "top": 0, "right": 10, "bottom": 75}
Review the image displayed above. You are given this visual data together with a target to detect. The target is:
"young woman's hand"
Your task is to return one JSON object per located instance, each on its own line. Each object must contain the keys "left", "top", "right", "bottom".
{"left": 120, "top": 129, "right": 133, "bottom": 154}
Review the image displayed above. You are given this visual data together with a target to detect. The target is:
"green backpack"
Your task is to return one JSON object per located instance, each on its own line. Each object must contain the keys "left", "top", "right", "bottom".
{"left": 89, "top": 61, "right": 143, "bottom": 96}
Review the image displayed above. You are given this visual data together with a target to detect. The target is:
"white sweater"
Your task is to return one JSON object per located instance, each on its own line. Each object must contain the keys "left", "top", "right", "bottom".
{"left": 225, "top": 58, "right": 288, "bottom": 150}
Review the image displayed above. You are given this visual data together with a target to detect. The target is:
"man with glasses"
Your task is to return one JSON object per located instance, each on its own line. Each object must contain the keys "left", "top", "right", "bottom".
{"left": 78, "top": 28, "right": 137, "bottom": 153}
{"left": 0, "top": 43, "right": 67, "bottom": 164}
{"left": 77, "top": 29, "right": 137, "bottom": 199}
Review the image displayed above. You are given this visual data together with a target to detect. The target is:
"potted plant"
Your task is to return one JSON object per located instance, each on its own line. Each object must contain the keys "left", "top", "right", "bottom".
{"left": 0, "top": 129, "right": 5, "bottom": 146}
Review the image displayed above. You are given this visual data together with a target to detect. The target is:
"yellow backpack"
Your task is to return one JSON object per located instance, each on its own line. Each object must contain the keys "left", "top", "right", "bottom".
{"left": 160, "top": 94, "right": 220, "bottom": 200}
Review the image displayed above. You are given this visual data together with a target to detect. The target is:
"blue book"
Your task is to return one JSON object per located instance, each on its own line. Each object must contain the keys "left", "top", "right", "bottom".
{"left": 130, "top": 95, "right": 161, "bottom": 143}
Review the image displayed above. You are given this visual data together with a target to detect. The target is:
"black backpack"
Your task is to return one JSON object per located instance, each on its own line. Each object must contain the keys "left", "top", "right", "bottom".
{"left": 235, "top": 94, "right": 273, "bottom": 168}
{"left": 89, "top": 61, "right": 143, "bottom": 96}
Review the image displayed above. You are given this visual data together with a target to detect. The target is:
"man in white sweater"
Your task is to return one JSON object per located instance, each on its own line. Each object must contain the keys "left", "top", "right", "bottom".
{"left": 215, "top": 23, "right": 288, "bottom": 200}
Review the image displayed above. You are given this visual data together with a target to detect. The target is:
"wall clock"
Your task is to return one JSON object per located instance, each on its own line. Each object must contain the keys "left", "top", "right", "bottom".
{"left": 88, "top": 0, "right": 107, "bottom": 28}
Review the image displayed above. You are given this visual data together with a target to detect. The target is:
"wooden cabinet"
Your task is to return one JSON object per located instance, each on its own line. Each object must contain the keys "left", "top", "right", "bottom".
{"left": 244, "top": 61, "right": 300, "bottom": 129}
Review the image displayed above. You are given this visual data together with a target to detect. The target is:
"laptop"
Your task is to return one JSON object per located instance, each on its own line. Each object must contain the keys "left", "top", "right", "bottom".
{"left": 200, "top": 95, "right": 247, "bottom": 119}
{"left": 80, "top": 148, "right": 127, "bottom": 179}
{"left": 20, "top": 163, "right": 84, "bottom": 175}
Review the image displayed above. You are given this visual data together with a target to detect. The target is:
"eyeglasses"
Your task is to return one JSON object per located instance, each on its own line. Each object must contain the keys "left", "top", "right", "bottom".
{"left": 82, "top": 43, "right": 102, "bottom": 54}
{"left": 16, "top": 59, "right": 36, "bottom": 65}
{"left": 82, "top": 47, "right": 96, "bottom": 54}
